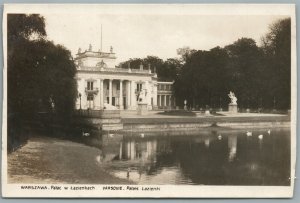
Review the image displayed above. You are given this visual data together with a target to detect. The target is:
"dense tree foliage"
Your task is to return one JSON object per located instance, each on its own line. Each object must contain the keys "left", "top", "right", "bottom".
{"left": 261, "top": 18, "right": 291, "bottom": 109}
{"left": 8, "top": 14, "right": 77, "bottom": 151}
{"left": 176, "top": 46, "right": 197, "bottom": 63}
{"left": 174, "top": 18, "right": 291, "bottom": 110}
{"left": 119, "top": 56, "right": 181, "bottom": 81}
{"left": 8, "top": 14, "right": 77, "bottom": 120}
{"left": 174, "top": 47, "right": 230, "bottom": 109}
{"left": 224, "top": 38, "right": 265, "bottom": 109}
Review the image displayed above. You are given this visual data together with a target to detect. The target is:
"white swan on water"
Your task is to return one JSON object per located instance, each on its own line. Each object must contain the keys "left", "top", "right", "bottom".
{"left": 246, "top": 131, "right": 252, "bottom": 136}
{"left": 258, "top": 134, "right": 264, "bottom": 139}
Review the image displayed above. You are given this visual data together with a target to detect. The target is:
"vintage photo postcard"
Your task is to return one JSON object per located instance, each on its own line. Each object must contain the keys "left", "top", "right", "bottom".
{"left": 2, "top": 4, "right": 296, "bottom": 198}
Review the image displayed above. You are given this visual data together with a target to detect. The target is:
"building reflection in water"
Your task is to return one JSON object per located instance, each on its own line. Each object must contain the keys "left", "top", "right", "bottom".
{"left": 121, "top": 139, "right": 158, "bottom": 162}
{"left": 204, "top": 137, "right": 210, "bottom": 148}
{"left": 97, "top": 129, "right": 290, "bottom": 185}
{"left": 228, "top": 135, "right": 237, "bottom": 162}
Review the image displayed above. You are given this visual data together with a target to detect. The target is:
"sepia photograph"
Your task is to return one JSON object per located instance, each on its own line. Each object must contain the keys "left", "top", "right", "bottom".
{"left": 2, "top": 4, "right": 296, "bottom": 198}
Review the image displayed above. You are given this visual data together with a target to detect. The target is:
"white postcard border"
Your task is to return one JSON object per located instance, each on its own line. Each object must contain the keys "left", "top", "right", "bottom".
{"left": 1, "top": 4, "right": 296, "bottom": 198}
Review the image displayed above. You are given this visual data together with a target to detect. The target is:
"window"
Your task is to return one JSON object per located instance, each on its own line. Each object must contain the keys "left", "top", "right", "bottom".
{"left": 137, "top": 83, "right": 142, "bottom": 91}
{"left": 87, "top": 95, "right": 93, "bottom": 101}
{"left": 87, "top": 81, "right": 94, "bottom": 90}
{"left": 117, "top": 83, "right": 120, "bottom": 90}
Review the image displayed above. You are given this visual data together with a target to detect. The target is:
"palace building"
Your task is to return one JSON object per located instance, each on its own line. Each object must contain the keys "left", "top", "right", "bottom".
{"left": 75, "top": 44, "right": 175, "bottom": 110}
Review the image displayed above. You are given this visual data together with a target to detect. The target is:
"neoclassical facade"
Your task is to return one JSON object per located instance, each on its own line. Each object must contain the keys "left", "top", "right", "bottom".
{"left": 75, "top": 45, "right": 175, "bottom": 110}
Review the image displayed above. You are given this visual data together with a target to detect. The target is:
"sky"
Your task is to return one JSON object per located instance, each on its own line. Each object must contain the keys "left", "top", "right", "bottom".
{"left": 43, "top": 13, "right": 285, "bottom": 64}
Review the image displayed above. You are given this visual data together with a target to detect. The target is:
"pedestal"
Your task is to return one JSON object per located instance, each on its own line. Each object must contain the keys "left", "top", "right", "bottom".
{"left": 228, "top": 104, "right": 238, "bottom": 114}
{"left": 137, "top": 103, "right": 148, "bottom": 115}
{"left": 205, "top": 110, "right": 210, "bottom": 115}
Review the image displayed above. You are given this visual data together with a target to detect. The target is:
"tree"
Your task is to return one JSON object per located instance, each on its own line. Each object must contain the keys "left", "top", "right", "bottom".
{"left": 177, "top": 46, "right": 196, "bottom": 63}
{"left": 173, "top": 17, "right": 291, "bottom": 111}
{"left": 162, "top": 58, "right": 182, "bottom": 81}
{"left": 174, "top": 47, "right": 229, "bottom": 108}
{"left": 261, "top": 18, "right": 291, "bottom": 109}
{"left": 119, "top": 56, "right": 180, "bottom": 81}
{"left": 224, "top": 38, "right": 265, "bottom": 109}
{"left": 143, "top": 56, "right": 164, "bottom": 74}
{"left": 8, "top": 14, "right": 77, "bottom": 120}
{"left": 8, "top": 14, "right": 46, "bottom": 43}
{"left": 8, "top": 14, "right": 46, "bottom": 115}
{"left": 118, "top": 58, "right": 143, "bottom": 69}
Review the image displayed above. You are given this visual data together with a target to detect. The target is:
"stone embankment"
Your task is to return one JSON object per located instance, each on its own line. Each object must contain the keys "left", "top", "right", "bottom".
{"left": 122, "top": 114, "right": 290, "bottom": 132}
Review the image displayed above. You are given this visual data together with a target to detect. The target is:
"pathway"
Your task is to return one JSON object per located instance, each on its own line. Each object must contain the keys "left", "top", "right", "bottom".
{"left": 8, "top": 134, "right": 131, "bottom": 184}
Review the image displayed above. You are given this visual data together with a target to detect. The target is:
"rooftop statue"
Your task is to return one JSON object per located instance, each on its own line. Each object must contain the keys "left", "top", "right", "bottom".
{"left": 96, "top": 60, "right": 107, "bottom": 68}
{"left": 228, "top": 91, "right": 237, "bottom": 105}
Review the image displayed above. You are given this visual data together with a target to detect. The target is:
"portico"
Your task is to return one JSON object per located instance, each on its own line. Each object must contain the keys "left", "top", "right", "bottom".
{"left": 75, "top": 44, "right": 158, "bottom": 110}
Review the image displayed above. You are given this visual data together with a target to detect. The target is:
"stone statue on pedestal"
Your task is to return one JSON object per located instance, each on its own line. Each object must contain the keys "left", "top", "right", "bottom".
{"left": 138, "top": 89, "right": 147, "bottom": 103}
{"left": 184, "top": 99, "right": 187, "bottom": 110}
{"left": 228, "top": 91, "right": 238, "bottom": 113}
{"left": 228, "top": 91, "right": 237, "bottom": 105}
{"left": 137, "top": 89, "right": 148, "bottom": 115}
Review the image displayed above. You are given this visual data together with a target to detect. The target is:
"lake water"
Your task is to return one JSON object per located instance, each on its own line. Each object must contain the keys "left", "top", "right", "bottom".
{"left": 86, "top": 128, "right": 290, "bottom": 185}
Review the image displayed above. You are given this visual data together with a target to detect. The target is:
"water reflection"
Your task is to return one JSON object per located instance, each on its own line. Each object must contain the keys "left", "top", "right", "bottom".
{"left": 93, "top": 128, "right": 290, "bottom": 185}
{"left": 228, "top": 135, "right": 237, "bottom": 162}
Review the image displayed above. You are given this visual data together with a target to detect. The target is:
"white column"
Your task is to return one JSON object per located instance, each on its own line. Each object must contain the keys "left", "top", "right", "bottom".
{"left": 100, "top": 79, "right": 103, "bottom": 109}
{"left": 153, "top": 83, "right": 157, "bottom": 107}
{"left": 126, "top": 80, "right": 131, "bottom": 109}
{"left": 109, "top": 79, "right": 112, "bottom": 105}
{"left": 119, "top": 142, "right": 123, "bottom": 160}
{"left": 94, "top": 79, "right": 100, "bottom": 109}
{"left": 119, "top": 80, "right": 123, "bottom": 110}
{"left": 81, "top": 79, "right": 87, "bottom": 109}
{"left": 130, "top": 141, "right": 135, "bottom": 160}
{"left": 160, "top": 94, "right": 162, "bottom": 108}
{"left": 145, "top": 81, "right": 151, "bottom": 107}
{"left": 164, "top": 95, "right": 167, "bottom": 107}
{"left": 146, "top": 141, "right": 151, "bottom": 158}
{"left": 131, "top": 80, "right": 136, "bottom": 109}
{"left": 76, "top": 79, "right": 81, "bottom": 109}
{"left": 127, "top": 142, "right": 130, "bottom": 159}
